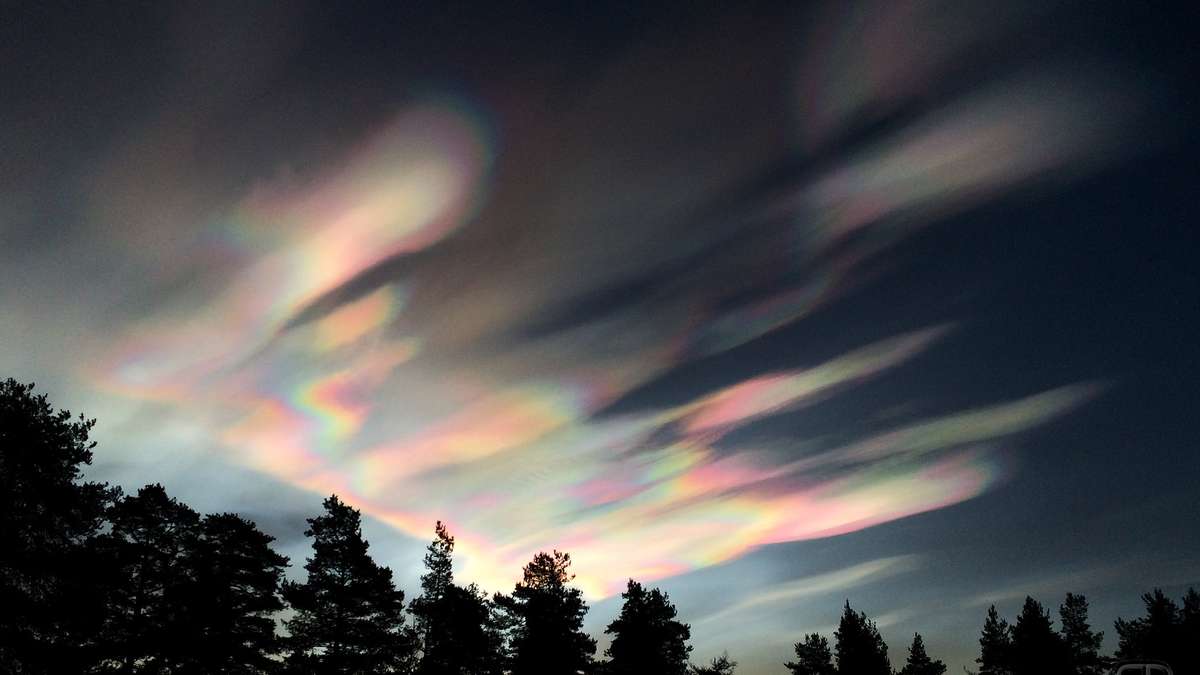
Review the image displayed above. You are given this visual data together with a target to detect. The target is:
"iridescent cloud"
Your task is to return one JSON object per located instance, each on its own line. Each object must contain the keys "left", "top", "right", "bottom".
{"left": 677, "top": 326, "right": 949, "bottom": 436}
{"left": 698, "top": 555, "right": 923, "bottom": 624}
{"left": 77, "top": 16, "right": 1145, "bottom": 600}
{"left": 195, "top": 325, "right": 1084, "bottom": 597}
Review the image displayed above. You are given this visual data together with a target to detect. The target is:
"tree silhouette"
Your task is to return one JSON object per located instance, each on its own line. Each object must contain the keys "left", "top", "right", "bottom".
{"left": 1011, "top": 596, "right": 1068, "bottom": 675}
{"left": 0, "top": 379, "right": 117, "bottom": 673}
{"left": 898, "top": 633, "right": 947, "bottom": 675}
{"left": 782, "top": 629, "right": 830, "bottom": 672}
{"left": 785, "top": 633, "right": 835, "bottom": 675}
{"left": 690, "top": 652, "right": 737, "bottom": 675}
{"left": 96, "top": 483, "right": 202, "bottom": 673}
{"left": 494, "top": 550, "right": 596, "bottom": 675}
{"left": 411, "top": 520, "right": 454, "bottom": 674}
{"left": 1182, "top": 588, "right": 1200, "bottom": 674}
{"left": 410, "top": 521, "right": 503, "bottom": 675}
{"left": 176, "top": 513, "right": 289, "bottom": 673}
{"left": 15, "top": 377, "right": 1200, "bottom": 675}
{"left": 1059, "top": 593, "right": 1104, "bottom": 675}
{"left": 833, "top": 602, "right": 891, "bottom": 675}
{"left": 977, "top": 605, "right": 1013, "bottom": 675}
{"left": 283, "top": 495, "right": 417, "bottom": 674}
{"left": 1116, "top": 589, "right": 1177, "bottom": 663}
{"left": 604, "top": 579, "right": 692, "bottom": 675}
{"left": 1115, "top": 587, "right": 1199, "bottom": 672}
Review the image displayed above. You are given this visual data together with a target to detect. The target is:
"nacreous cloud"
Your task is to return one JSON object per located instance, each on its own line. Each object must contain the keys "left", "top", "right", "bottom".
{"left": 79, "top": 9, "right": 1150, "bottom": 599}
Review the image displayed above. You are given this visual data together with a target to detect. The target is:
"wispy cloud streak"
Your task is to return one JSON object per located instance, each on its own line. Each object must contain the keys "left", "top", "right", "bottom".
{"left": 43, "top": 3, "right": 1152, "bottom": 599}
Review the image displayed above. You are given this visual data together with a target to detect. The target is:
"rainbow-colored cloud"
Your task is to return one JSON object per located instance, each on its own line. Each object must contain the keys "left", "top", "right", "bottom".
{"left": 77, "top": 23, "right": 1145, "bottom": 599}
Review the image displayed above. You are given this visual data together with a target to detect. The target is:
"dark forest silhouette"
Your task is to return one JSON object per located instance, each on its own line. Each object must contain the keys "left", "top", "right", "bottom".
{"left": 2, "top": 378, "right": 1197, "bottom": 674}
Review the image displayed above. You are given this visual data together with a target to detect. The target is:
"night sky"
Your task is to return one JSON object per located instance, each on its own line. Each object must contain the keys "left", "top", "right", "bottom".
{"left": 2, "top": 2, "right": 1198, "bottom": 672}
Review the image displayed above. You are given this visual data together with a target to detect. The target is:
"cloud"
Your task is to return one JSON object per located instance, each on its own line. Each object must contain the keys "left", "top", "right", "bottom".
{"left": 676, "top": 326, "right": 952, "bottom": 436}
{"left": 778, "top": 383, "right": 1104, "bottom": 476}
{"left": 963, "top": 556, "right": 1200, "bottom": 610}
{"left": 699, "top": 555, "right": 923, "bottom": 624}
{"left": 4, "top": 1, "right": 1154, "bottom": 603}
{"left": 963, "top": 563, "right": 1131, "bottom": 609}
{"left": 73, "top": 64, "right": 1128, "bottom": 596}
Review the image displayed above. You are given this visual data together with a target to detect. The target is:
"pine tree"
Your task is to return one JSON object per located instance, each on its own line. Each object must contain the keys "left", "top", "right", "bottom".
{"left": 1011, "top": 596, "right": 1068, "bottom": 675}
{"left": 283, "top": 495, "right": 417, "bottom": 674}
{"left": 833, "top": 602, "right": 891, "bottom": 675}
{"left": 96, "top": 483, "right": 202, "bottom": 673}
{"left": 691, "top": 652, "right": 737, "bottom": 675}
{"left": 898, "top": 633, "right": 947, "bottom": 675}
{"left": 1181, "top": 588, "right": 1200, "bottom": 675}
{"left": 1115, "top": 588, "right": 1185, "bottom": 671}
{"left": 0, "top": 379, "right": 117, "bottom": 673}
{"left": 1059, "top": 593, "right": 1104, "bottom": 675}
{"left": 604, "top": 579, "right": 692, "bottom": 675}
{"left": 441, "top": 584, "right": 506, "bottom": 675}
{"left": 977, "top": 605, "right": 1013, "bottom": 675}
{"left": 410, "top": 521, "right": 503, "bottom": 675}
{"left": 412, "top": 521, "right": 454, "bottom": 674}
{"left": 176, "top": 513, "right": 289, "bottom": 673}
{"left": 785, "top": 633, "right": 834, "bottom": 675}
{"left": 494, "top": 550, "right": 596, "bottom": 675}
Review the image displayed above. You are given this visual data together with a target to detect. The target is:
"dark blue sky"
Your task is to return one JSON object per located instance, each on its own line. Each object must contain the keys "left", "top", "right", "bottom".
{"left": 2, "top": 2, "right": 1197, "bottom": 672}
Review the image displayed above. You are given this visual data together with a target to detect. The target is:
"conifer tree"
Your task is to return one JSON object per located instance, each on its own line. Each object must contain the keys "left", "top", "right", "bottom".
{"left": 0, "top": 379, "right": 117, "bottom": 673}
{"left": 1115, "top": 588, "right": 1191, "bottom": 671}
{"left": 1181, "top": 588, "right": 1200, "bottom": 674}
{"left": 494, "top": 550, "right": 596, "bottom": 675}
{"left": 283, "top": 495, "right": 417, "bottom": 674}
{"left": 412, "top": 521, "right": 454, "bottom": 673}
{"left": 604, "top": 579, "right": 692, "bottom": 675}
{"left": 97, "top": 483, "right": 202, "bottom": 673}
{"left": 833, "top": 602, "right": 891, "bottom": 675}
{"left": 1011, "top": 596, "right": 1068, "bottom": 675}
{"left": 176, "top": 513, "right": 289, "bottom": 673}
{"left": 410, "top": 521, "right": 503, "bottom": 675}
{"left": 785, "top": 633, "right": 834, "bottom": 675}
{"left": 977, "top": 605, "right": 1013, "bottom": 675}
{"left": 690, "top": 652, "right": 737, "bottom": 675}
{"left": 1059, "top": 593, "right": 1104, "bottom": 675}
{"left": 898, "top": 633, "right": 947, "bottom": 675}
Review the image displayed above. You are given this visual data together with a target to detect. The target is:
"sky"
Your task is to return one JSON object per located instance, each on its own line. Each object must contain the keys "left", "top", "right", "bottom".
{"left": 2, "top": 1, "right": 1198, "bottom": 672}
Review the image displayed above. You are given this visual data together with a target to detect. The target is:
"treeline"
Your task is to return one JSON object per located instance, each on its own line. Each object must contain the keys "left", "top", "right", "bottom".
{"left": 785, "top": 587, "right": 1200, "bottom": 675}
{"left": 1, "top": 378, "right": 1196, "bottom": 675}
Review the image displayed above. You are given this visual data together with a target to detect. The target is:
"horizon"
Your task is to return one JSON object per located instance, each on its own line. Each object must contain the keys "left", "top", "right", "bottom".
{"left": 2, "top": 2, "right": 1198, "bottom": 673}
{"left": 3, "top": 378, "right": 1195, "bottom": 673}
